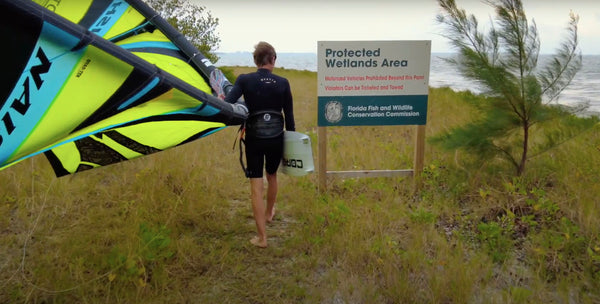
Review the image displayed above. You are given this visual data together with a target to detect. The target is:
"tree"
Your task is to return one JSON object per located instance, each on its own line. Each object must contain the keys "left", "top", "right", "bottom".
{"left": 145, "top": 0, "right": 221, "bottom": 63}
{"left": 433, "top": 0, "right": 597, "bottom": 176}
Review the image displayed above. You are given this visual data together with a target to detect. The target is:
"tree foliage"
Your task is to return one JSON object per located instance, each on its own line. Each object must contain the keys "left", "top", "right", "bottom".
{"left": 433, "top": 0, "right": 597, "bottom": 176}
{"left": 144, "top": 0, "right": 221, "bottom": 63}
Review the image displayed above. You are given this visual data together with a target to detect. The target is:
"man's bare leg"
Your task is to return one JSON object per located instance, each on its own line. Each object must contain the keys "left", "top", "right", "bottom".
{"left": 250, "top": 177, "right": 267, "bottom": 247}
{"left": 265, "top": 172, "right": 278, "bottom": 223}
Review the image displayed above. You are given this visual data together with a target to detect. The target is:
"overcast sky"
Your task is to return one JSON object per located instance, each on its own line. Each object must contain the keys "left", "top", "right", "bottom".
{"left": 190, "top": 0, "right": 600, "bottom": 55}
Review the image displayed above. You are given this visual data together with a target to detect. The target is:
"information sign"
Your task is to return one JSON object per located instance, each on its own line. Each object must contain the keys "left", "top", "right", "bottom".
{"left": 317, "top": 41, "right": 431, "bottom": 126}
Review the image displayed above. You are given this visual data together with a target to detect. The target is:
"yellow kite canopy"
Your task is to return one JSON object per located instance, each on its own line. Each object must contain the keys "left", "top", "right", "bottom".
{"left": 0, "top": 0, "right": 247, "bottom": 176}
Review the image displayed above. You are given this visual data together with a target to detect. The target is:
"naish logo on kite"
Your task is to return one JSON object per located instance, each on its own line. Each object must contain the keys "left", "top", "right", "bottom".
{"left": 38, "top": 0, "right": 63, "bottom": 12}
{"left": 0, "top": 48, "right": 51, "bottom": 147}
{"left": 90, "top": 1, "right": 125, "bottom": 34}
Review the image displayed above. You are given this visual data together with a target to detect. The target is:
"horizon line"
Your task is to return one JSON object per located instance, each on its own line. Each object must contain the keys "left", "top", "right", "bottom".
{"left": 217, "top": 51, "right": 600, "bottom": 56}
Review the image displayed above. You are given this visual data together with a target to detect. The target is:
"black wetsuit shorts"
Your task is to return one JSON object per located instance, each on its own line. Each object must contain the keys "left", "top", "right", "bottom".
{"left": 244, "top": 135, "right": 284, "bottom": 178}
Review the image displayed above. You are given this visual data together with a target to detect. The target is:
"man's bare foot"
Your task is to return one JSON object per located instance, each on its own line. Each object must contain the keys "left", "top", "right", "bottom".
{"left": 266, "top": 206, "right": 276, "bottom": 223}
{"left": 250, "top": 236, "right": 267, "bottom": 248}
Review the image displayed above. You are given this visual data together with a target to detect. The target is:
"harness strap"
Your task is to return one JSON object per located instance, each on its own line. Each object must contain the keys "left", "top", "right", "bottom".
{"left": 233, "top": 124, "right": 249, "bottom": 177}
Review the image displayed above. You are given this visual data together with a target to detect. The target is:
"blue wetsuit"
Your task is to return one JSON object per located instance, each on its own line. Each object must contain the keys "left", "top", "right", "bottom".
{"left": 225, "top": 68, "right": 295, "bottom": 178}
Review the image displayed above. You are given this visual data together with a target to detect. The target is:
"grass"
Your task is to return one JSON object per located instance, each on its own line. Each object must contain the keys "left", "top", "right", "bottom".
{"left": 1, "top": 67, "right": 599, "bottom": 303}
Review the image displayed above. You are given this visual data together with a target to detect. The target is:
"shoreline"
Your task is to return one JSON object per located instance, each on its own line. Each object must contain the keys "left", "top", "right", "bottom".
{"left": 219, "top": 64, "right": 600, "bottom": 117}
{"left": 216, "top": 53, "right": 599, "bottom": 111}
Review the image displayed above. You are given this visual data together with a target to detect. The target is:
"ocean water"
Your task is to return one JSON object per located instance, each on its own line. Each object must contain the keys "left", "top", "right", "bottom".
{"left": 216, "top": 52, "right": 600, "bottom": 113}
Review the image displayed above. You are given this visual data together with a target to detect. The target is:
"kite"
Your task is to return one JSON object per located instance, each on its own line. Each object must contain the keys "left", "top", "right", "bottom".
{"left": 0, "top": 0, "right": 248, "bottom": 177}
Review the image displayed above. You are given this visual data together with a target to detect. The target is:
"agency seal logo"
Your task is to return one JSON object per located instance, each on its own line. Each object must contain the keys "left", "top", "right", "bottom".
{"left": 325, "top": 101, "right": 343, "bottom": 123}
{"left": 263, "top": 113, "right": 271, "bottom": 121}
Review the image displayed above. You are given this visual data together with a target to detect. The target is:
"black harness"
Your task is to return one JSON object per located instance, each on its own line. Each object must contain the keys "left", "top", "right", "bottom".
{"left": 245, "top": 110, "right": 284, "bottom": 139}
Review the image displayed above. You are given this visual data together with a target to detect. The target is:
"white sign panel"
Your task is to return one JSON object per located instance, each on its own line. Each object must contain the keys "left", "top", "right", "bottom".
{"left": 318, "top": 40, "right": 431, "bottom": 97}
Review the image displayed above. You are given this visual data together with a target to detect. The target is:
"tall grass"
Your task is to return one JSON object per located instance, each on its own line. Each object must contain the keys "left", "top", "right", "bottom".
{"left": 1, "top": 67, "right": 599, "bottom": 303}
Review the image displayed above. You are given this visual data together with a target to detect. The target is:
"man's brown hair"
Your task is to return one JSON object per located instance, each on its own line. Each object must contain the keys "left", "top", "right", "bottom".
{"left": 253, "top": 41, "right": 277, "bottom": 67}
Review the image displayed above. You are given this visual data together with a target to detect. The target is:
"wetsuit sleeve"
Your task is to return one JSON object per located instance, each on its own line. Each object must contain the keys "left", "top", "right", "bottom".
{"left": 224, "top": 76, "right": 244, "bottom": 104}
{"left": 283, "top": 80, "right": 295, "bottom": 131}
